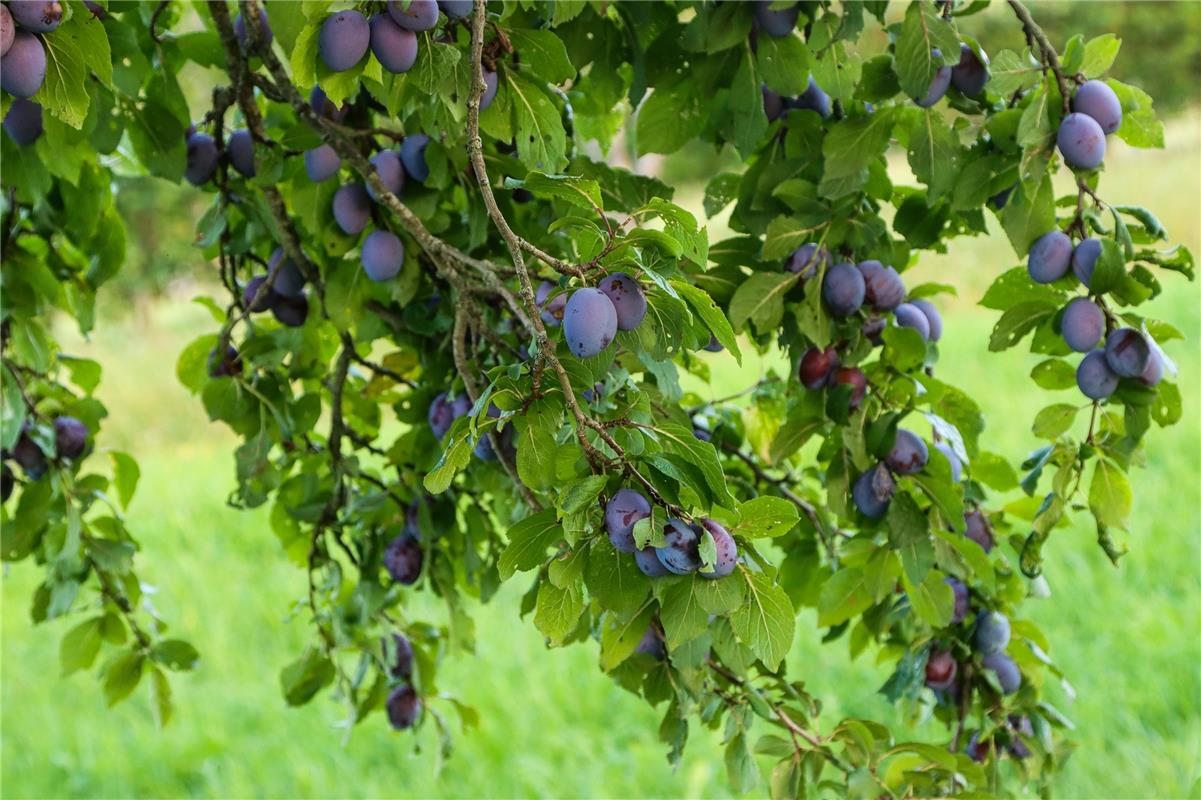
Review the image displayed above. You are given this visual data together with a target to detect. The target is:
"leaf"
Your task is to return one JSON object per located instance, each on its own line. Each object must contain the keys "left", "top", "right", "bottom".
{"left": 150, "top": 667, "right": 173, "bottom": 727}
{"left": 654, "top": 423, "right": 736, "bottom": 509}
{"left": 820, "top": 109, "right": 894, "bottom": 199}
{"left": 515, "top": 399, "right": 562, "bottom": 491}
{"left": 736, "top": 496, "right": 799, "bottom": 539}
{"left": 585, "top": 539, "right": 652, "bottom": 617}
{"left": 599, "top": 603, "right": 656, "bottom": 671}
{"left": 508, "top": 71, "right": 568, "bottom": 171}
{"left": 109, "top": 451, "right": 140, "bottom": 509}
{"left": 506, "top": 29, "right": 575, "bottom": 84}
{"left": 988, "top": 49, "right": 1041, "bottom": 96}
{"left": 423, "top": 427, "right": 473, "bottom": 494}
{"left": 901, "top": 569, "right": 954, "bottom": 628}
{"left": 908, "top": 109, "right": 959, "bottom": 201}
{"left": 894, "top": 2, "right": 959, "bottom": 100}
{"left": 888, "top": 493, "right": 933, "bottom": 586}
{"left": 730, "top": 570, "right": 794, "bottom": 670}
{"left": 507, "top": 172, "right": 602, "bottom": 213}
{"left": 636, "top": 82, "right": 700, "bottom": 156}
{"left": 150, "top": 639, "right": 200, "bottom": 671}
{"left": 704, "top": 172, "right": 742, "bottom": 218}
{"left": 35, "top": 10, "right": 95, "bottom": 127}
{"left": 989, "top": 301, "right": 1058, "bottom": 352}
{"left": 1030, "top": 359, "right": 1077, "bottom": 390}
{"left": 730, "top": 44, "right": 768, "bottom": 157}
{"left": 658, "top": 577, "right": 709, "bottom": 649}
{"left": 533, "top": 579, "right": 585, "bottom": 645}
{"left": 763, "top": 214, "right": 827, "bottom": 260}
{"left": 1, "top": 364, "right": 26, "bottom": 451}
{"left": 1089, "top": 459, "right": 1132, "bottom": 530}
{"left": 498, "top": 509, "right": 563, "bottom": 580}
{"left": 559, "top": 475, "right": 608, "bottom": 514}
{"left": 728, "top": 272, "right": 799, "bottom": 335}
{"left": 1032, "top": 404, "right": 1080, "bottom": 439}
{"left": 103, "top": 648, "right": 145, "bottom": 707}
{"left": 756, "top": 33, "right": 810, "bottom": 95}
{"left": 667, "top": 285, "right": 728, "bottom": 348}
{"left": 60, "top": 616, "right": 104, "bottom": 676}
{"left": 1001, "top": 175, "right": 1055, "bottom": 257}
{"left": 279, "top": 647, "right": 335, "bottom": 706}
{"left": 1107, "top": 79, "right": 1164, "bottom": 149}
{"left": 1080, "top": 34, "right": 1121, "bottom": 78}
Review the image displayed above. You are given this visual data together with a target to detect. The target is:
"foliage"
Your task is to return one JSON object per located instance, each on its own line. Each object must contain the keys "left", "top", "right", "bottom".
{"left": 0, "top": 1, "right": 1191, "bottom": 797}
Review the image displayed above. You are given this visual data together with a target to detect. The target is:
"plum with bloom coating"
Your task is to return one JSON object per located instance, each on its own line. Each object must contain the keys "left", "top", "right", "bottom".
{"left": 605, "top": 489, "right": 651, "bottom": 554}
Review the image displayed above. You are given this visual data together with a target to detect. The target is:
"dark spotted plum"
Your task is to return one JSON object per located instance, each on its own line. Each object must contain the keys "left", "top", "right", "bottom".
{"left": 3, "top": 98, "right": 42, "bottom": 146}
{"left": 857, "top": 260, "right": 905, "bottom": 311}
{"left": 563, "top": 288, "right": 618, "bottom": 358}
{"left": 386, "top": 684, "right": 421, "bottom": 729}
{"left": 227, "top": 129, "right": 256, "bottom": 178}
{"left": 886, "top": 429, "right": 928, "bottom": 475}
{"left": 982, "top": 651, "right": 1021, "bottom": 694}
{"left": 910, "top": 299, "right": 943, "bottom": 342}
{"left": 822, "top": 262, "right": 865, "bottom": 317}
{"left": 963, "top": 509, "right": 994, "bottom": 553}
{"left": 915, "top": 49, "right": 952, "bottom": 108}
{"left": 535, "top": 281, "right": 566, "bottom": 327}
{"left": 934, "top": 442, "right": 962, "bottom": 482}
{"left": 438, "top": 0, "right": 472, "bottom": 19}
{"left": 1104, "top": 328, "right": 1152, "bottom": 378}
{"left": 973, "top": 611, "right": 1010, "bottom": 654}
{"left": 852, "top": 462, "right": 894, "bottom": 520}
{"left": 319, "top": 10, "right": 370, "bottom": 72}
{"left": 272, "top": 293, "right": 308, "bottom": 328}
{"left": 361, "top": 230, "right": 404, "bottom": 282}
{"left": 1061, "top": 297, "right": 1104, "bottom": 352}
{"left": 390, "top": 633, "right": 414, "bottom": 679}
{"left": 597, "top": 272, "right": 647, "bottom": 331}
{"left": 1027, "top": 230, "right": 1072, "bottom": 284}
{"left": 384, "top": 533, "right": 423, "bottom": 584}
{"left": 366, "top": 149, "right": 404, "bottom": 201}
{"left": 605, "top": 488, "right": 651, "bottom": 554}
{"left": 1072, "top": 79, "right": 1122, "bottom": 135}
{"left": 53, "top": 416, "right": 88, "bottom": 460}
{"left": 792, "top": 76, "right": 830, "bottom": 118}
{"left": 1057, "top": 112, "right": 1106, "bottom": 170}
{"left": 268, "top": 248, "right": 305, "bottom": 298}
{"left": 480, "top": 69, "right": 498, "bottom": 111}
{"left": 753, "top": 1, "right": 797, "bottom": 37}
{"left": 925, "top": 650, "right": 958, "bottom": 690}
{"left": 1076, "top": 349, "right": 1117, "bottom": 400}
{"left": 388, "top": 0, "right": 438, "bottom": 31}
{"left": 894, "top": 302, "right": 931, "bottom": 341}
{"left": 1071, "top": 237, "right": 1101, "bottom": 287}
{"left": 399, "top": 133, "right": 430, "bottom": 182}
{"left": 370, "top": 13, "right": 418, "bottom": 74}
{"left": 9, "top": 1, "right": 61, "bottom": 33}
{"left": 634, "top": 545, "right": 670, "bottom": 577}
{"left": 305, "top": 145, "right": 341, "bottom": 182}
{"left": 698, "top": 518, "right": 737, "bottom": 579}
{"left": 951, "top": 43, "right": 989, "bottom": 96}
{"left": 798, "top": 346, "right": 839, "bottom": 389}
{"left": 333, "top": 183, "right": 372, "bottom": 234}
{"left": 0, "top": 31, "right": 46, "bottom": 98}
{"left": 655, "top": 519, "right": 702, "bottom": 575}
{"left": 946, "top": 577, "right": 969, "bottom": 623}
{"left": 786, "top": 243, "right": 828, "bottom": 279}
{"left": 831, "top": 366, "right": 867, "bottom": 410}
{"left": 234, "top": 7, "right": 271, "bottom": 49}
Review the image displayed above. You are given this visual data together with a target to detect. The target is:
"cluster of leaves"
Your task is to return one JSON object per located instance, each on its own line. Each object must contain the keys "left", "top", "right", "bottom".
{"left": 0, "top": 1, "right": 1191, "bottom": 796}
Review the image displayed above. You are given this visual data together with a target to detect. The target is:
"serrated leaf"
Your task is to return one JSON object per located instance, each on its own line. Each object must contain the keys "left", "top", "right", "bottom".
{"left": 888, "top": 493, "right": 933, "bottom": 586}
{"left": 736, "top": 496, "right": 799, "bottom": 538}
{"left": 728, "top": 272, "right": 799, "bottom": 335}
{"left": 1089, "top": 459, "right": 1131, "bottom": 530}
{"left": 730, "top": 570, "right": 794, "bottom": 669}
{"left": 498, "top": 509, "right": 563, "bottom": 580}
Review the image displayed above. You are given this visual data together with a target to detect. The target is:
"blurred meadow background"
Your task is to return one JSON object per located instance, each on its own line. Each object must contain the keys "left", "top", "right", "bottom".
{"left": 3, "top": 3, "right": 1200, "bottom": 798}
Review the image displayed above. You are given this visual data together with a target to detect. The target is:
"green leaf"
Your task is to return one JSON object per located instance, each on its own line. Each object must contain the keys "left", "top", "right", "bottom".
{"left": 636, "top": 83, "right": 699, "bottom": 156}
{"left": 756, "top": 33, "right": 810, "bottom": 95}
{"left": 1, "top": 364, "right": 26, "bottom": 451}
{"left": 728, "top": 272, "right": 799, "bottom": 336}
{"left": 533, "top": 579, "right": 585, "bottom": 645}
{"left": 888, "top": 493, "right": 933, "bottom": 586}
{"left": 507, "top": 29, "right": 575, "bottom": 84}
{"left": 508, "top": 71, "right": 568, "bottom": 171}
{"left": 1107, "top": 79, "right": 1164, "bottom": 149}
{"left": 817, "top": 567, "right": 871, "bottom": 627}
{"left": 1032, "top": 403, "right": 1080, "bottom": 439}
{"left": 988, "top": 49, "right": 1041, "bottom": 97}
{"left": 279, "top": 647, "right": 334, "bottom": 706}
{"left": 901, "top": 569, "right": 954, "bottom": 628}
{"left": 1089, "top": 459, "right": 1132, "bottom": 530}
{"left": 820, "top": 109, "right": 894, "bottom": 199}
{"left": 586, "top": 540, "right": 652, "bottom": 617}
{"left": 654, "top": 423, "right": 736, "bottom": 509}
{"left": 730, "top": 44, "right": 768, "bottom": 158}
{"left": 1001, "top": 175, "right": 1055, "bottom": 257}
{"left": 763, "top": 214, "right": 827, "bottom": 260}
{"left": 730, "top": 570, "right": 794, "bottom": 670}
{"left": 60, "top": 616, "right": 104, "bottom": 676}
{"left": 908, "top": 109, "right": 959, "bottom": 201}
{"left": 559, "top": 475, "right": 608, "bottom": 514}
{"left": 658, "top": 577, "right": 709, "bottom": 649}
{"left": 1030, "top": 359, "right": 1077, "bottom": 390}
{"left": 150, "top": 639, "right": 200, "bottom": 671}
{"left": 515, "top": 400, "right": 562, "bottom": 491}
{"left": 989, "top": 301, "right": 1058, "bottom": 352}
{"left": 35, "top": 10, "right": 95, "bottom": 127}
{"left": 736, "top": 496, "right": 799, "bottom": 539}
{"left": 423, "top": 428, "right": 473, "bottom": 494}
{"left": 109, "top": 451, "right": 140, "bottom": 509}
{"left": 103, "top": 648, "right": 145, "bottom": 707}
{"left": 150, "top": 667, "right": 173, "bottom": 727}
{"left": 1080, "top": 34, "right": 1121, "bottom": 78}
{"left": 894, "top": 2, "right": 959, "bottom": 100}
{"left": 599, "top": 603, "right": 656, "bottom": 671}
{"left": 507, "top": 172, "right": 602, "bottom": 213}
{"left": 498, "top": 509, "right": 563, "bottom": 580}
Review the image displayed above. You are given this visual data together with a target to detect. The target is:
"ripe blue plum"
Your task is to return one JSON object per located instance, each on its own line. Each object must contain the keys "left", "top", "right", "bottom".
{"left": 242, "top": 275, "right": 276, "bottom": 312}
{"left": 1071, "top": 237, "right": 1101, "bottom": 287}
{"left": 822, "top": 262, "right": 866, "bottom": 317}
{"left": 792, "top": 76, "right": 831, "bottom": 118}
{"left": 227, "top": 129, "right": 256, "bottom": 178}
{"left": 582, "top": 382, "right": 603, "bottom": 403}
{"left": 1057, "top": 112, "right": 1106, "bottom": 170}
{"left": 272, "top": 294, "right": 309, "bottom": 327}
{"left": 951, "top": 43, "right": 989, "bottom": 96}
{"left": 234, "top": 7, "right": 271, "bottom": 48}
{"left": 1061, "top": 297, "right": 1104, "bottom": 352}
{"left": 988, "top": 185, "right": 1014, "bottom": 210}
{"left": 1, "top": 6, "right": 13, "bottom": 57}
{"left": 384, "top": 533, "right": 423, "bottom": 584}
{"left": 1076, "top": 349, "right": 1118, "bottom": 399}
{"left": 965, "top": 733, "right": 989, "bottom": 763}
{"left": 427, "top": 392, "right": 470, "bottom": 440}
{"left": 390, "top": 633, "right": 414, "bottom": 679}
{"left": 480, "top": 69, "right": 498, "bottom": 111}
{"left": 753, "top": 1, "right": 797, "bottom": 37}
{"left": 982, "top": 651, "right": 1021, "bottom": 694}
{"left": 0, "top": 31, "right": 46, "bottom": 98}
{"left": 1, "top": 464, "right": 13, "bottom": 503}
{"left": 886, "top": 429, "right": 928, "bottom": 475}
{"left": 798, "top": 346, "right": 839, "bottom": 389}
{"left": 386, "top": 685, "right": 421, "bottom": 729}
{"left": 634, "top": 545, "right": 670, "bottom": 577}
{"left": 597, "top": 272, "right": 647, "bottom": 331}
{"left": 361, "top": 230, "right": 404, "bottom": 282}
{"left": 366, "top": 150, "right": 405, "bottom": 201}
{"left": 309, "top": 85, "right": 348, "bottom": 121}
{"left": 333, "top": 183, "right": 372, "bottom": 234}
{"left": 925, "top": 650, "right": 958, "bottom": 690}
{"left": 9, "top": 0, "right": 62, "bottom": 33}
{"left": 915, "top": 49, "right": 952, "bottom": 108}
{"left": 831, "top": 366, "right": 867, "bottom": 410}
{"left": 963, "top": 509, "right": 994, "bottom": 553}
{"left": 53, "top": 416, "right": 88, "bottom": 459}
{"left": 1072, "top": 79, "right": 1122, "bottom": 135}
{"left": 703, "top": 334, "right": 724, "bottom": 353}
{"left": 861, "top": 315, "right": 886, "bottom": 346}
{"left": 852, "top": 463, "right": 895, "bottom": 520}
{"left": 1026, "top": 230, "right": 1072, "bottom": 284}
{"left": 388, "top": 0, "right": 439, "bottom": 31}
{"left": 762, "top": 85, "right": 786, "bottom": 122}
{"left": 267, "top": 248, "right": 306, "bottom": 298}
{"left": 910, "top": 299, "right": 943, "bottom": 342}
{"left": 786, "top": 243, "right": 828, "bottom": 279}
{"left": 319, "top": 10, "right": 370, "bottom": 72}
{"left": 305, "top": 145, "right": 341, "bottom": 182}
{"left": 973, "top": 611, "right": 1010, "bottom": 654}
{"left": 399, "top": 133, "right": 430, "bottom": 182}
{"left": 634, "top": 625, "right": 665, "bottom": 660}
{"left": 945, "top": 577, "right": 969, "bottom": 623}
{"left": 472, "top": 405, "right": 505, "bottom": 460}
{"left": 369, "top": 13, "right": 418, "bottom": 74}
{"left": 3, "top": 98, "right": 42, "bottom": 146}
{"left": 439, "top": 0, "right": 472, "bottom": 18}
{"left": 698, "top": 518, "right": 737, "bottom": 579}
{"left": 563, "top": 288, "right": 618, "bottom": 358}
{"left": 1139, "top": 350, "right": 1164, "bottom": 386}
{"left": 857, "top": 260, "right": 905, "bottom": 311}
{"left": 605, "top": 488, "right": 651, "bottom": 554}
{"left": 535, "top": 281, "right": 566, "bottom": 326}
{"left": 11, "top": 429, "right": 46, "bottom": 478}
{"left": 185, "top": 131, "right": 218, "bottom": 186}
{"left": 655, "top": 519, "right": 702, "bottom": 575}
{"left": 934, "top": 442, "right": 962, "bottom": 482}
{"left": 894, "top": 302, "right": 931, "bottom": 341}
{"left": 207, "top": 345, "right": 241, "bottom": 378}
{"left": 1105, "top": 328, "right": 1152, "bottom": 378}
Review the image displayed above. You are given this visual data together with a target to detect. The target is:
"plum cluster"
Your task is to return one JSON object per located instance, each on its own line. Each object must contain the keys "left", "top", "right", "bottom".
{"left": 917, "top": 43, "right": 990, "bottom": 108}
{"left": 239, "top": 247, "right": 311, "bottom": 328}
{"left": 1, "top": 415, "right": 90, "bottom": 484}
{"left": 925, "top": 598, "right": 1022, "bottom": 720}
{"left": 0, "top": 0, "right": 61, "bottom": 101}
{"left": 544, "top": 272, "right": 648, "bottom": 359}
{"left": 1057, "top": 80, "right": 1123, "bottom": 170}
{"left": 604, "top": 489, "right": 738, "bottom": 581}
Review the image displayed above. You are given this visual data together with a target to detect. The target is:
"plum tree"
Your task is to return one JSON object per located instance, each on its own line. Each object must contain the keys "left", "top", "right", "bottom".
{"left": 369, "top": 13, "right": 418, "bottom": 74}
{"left": 785, "top": 243, "right": 828, "bottom": 278}
{"left": 438, "top": 0, "right": 472, "bottom": 19}
{"left": 973, "top": 612, "right": 1010, "bottom": 654}
{"left": 0, "top": 5, "right": 13, "bottom": 57}
{"left": 1104, "top": 328, "right": 1152, "bottom": 377}
{"left": 234, "top": 7, "right": 271, "bottom": 48}
{"left": 386, "top": 685, "right": 421, "bottom": 729}
{"left": 1, "top": 31, "right": 46, "bottom": 98}
{"left": 655, "top": 519, "right": 702, "bottom": 575}
{"left": 597, "top": 272, "right": 647, "bottom": 331}
{"left": 361, "top": 230, "right": 404, "bottom": 282}
{"left": 8, "top": 0, "right": 61, "bottom": 33}
{"left": 822, "top": 262, "right": 865, "bottom": 317}
{"left": 366, "top": 150, "right": 405, "bottom": 201}
{"left": 562, "top": 288, "right": 618, "bottom": 358}
{"left": 894, "top": 302, "right": 931, "bottom": 341}
{"left": 227, "top": 129, "right": 256, "bottom": 178}
{"left": 698, "top": 519, "right": 737, "bottom": 579}
{"left": 915, "top": 49, "right": 952, "bottom": 108}
{"left": 963, "top": 510, "right": 994, "bottom": 553}
{"left": 1027, "top": 229, "right": 1072, "bottom": 284}
{"left": 535, "top": 281, "right": 566, "bottom": 326}
{"left": 910, "top": 299, "right": 943, "bottom": 341}
{"left": 267, "top": 249, "right": 306, "bottom": 297}
{"left": 1061, "top": 297, "right": 1105, "bottom": 352}
{"left": 1076, "top": 349, "right": 1119, "bottom": 400}
{"left": 3, "top": 98, "right": 42, "bottom": 146}
{"left": 480, "top": 69, "right": 498, "bottom": 111}
{"left": 1073, "top": 80, "right": 1122, "bottom": 135}
{"left": 946, "top": 577, "right": 969, "bottom": 624}
{"left": 852, "top": 463, "right": 895, "bottom": 520}
{"left": 388, "top": 0, "right": 439, "bottom": 32}
{"left": 935, "top": 442, "right": 963, "bottom": 482}
{"left": 793, "top": 76, "right": 830, "bottom": 118}
{"left": 1071, "top": 237, "right": 1101, "bottom": 287}
{"left": 319, "top": 10, "right": 370, "bottom": 72}
{"left": 604, "top": 488, "right": 650, "bottom": 554}
{"left": 982, "top": 652, "right": 1021, "bottom": 695}
{"left": 390, "top": 633, "right": 414, "bottom": 680}
{"left": 332, "top": 183, "right": 372, "bottom": 234}
{"left": 951, "top": 43, "right": 989, "bottom": 96}
{"left": 831, "top": 366, "right": 867, "bottom": 410}
{"left": 304, "top": 145, "right": 341, "bottom": 182}
{"left": 798, "top": 346, "right": 838, "bottom": 389}
{"left": 271, "top": 293, "right": 309, "bottom": 328}
{"left": 384, "top": 533, "right": 423, "bottom": 585}
{"left": 184, "top": 131, "right": 218, "bottom": 186}
{"left": 886, "top": 429, "right": 928, "bottom": 475}
{"left": 633, "top": 545, "right": 670, "bottom": 578}
{"left": 1057, "top": 112, "right": 1106, "bottom": 170}
{"left": 857, "top": 260, "right": 905, "bottom": 311}
{"left": 399, "top": 134, "right": 430, "bottom": 183}
{"left": 753, "top": 1, "right": 797, "bottom": 37}
{"left": 925, "top": 650, "right": 958, "bottom": 691}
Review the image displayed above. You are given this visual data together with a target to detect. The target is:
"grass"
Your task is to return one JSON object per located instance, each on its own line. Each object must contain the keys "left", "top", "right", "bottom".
{"left": 2, "top": 114, "right": 1199, "bottom": 799}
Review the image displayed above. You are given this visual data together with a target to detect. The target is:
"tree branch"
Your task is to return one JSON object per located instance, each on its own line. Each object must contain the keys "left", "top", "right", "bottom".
{"left": 1007, "top": 0, "right": 1072, "bottom": 115}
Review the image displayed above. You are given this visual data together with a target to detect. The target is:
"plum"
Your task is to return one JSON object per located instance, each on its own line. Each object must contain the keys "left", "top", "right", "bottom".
{"left": 390, "top": 633, "right": 414, "bottom": 679}
{"left": 886, "top": 429, "right": 928, "bottom": 475}
{"left": 271, "top": 293, "right": 308, "bottom": 328}
{"left": 361, "top": 230, "right": 404, "bottom": 282}
{"left": 852, "top": 462, "right": 894, "bottom": 520}
{"left": 634, "top": 545, "right": 670, "bottom": 577}
{"left": 11, "top": 429, "right": 46, "bottom": 478}
{"left": 965, "top": 733, "right": 989, "bottom": 763}
{"left": 792, "top": 76, "right": 831, "bottom": 118}
{"left": 1, "top": 464, "right": 13, "bottom": 503}
{"left": 386, "top": 684, "right": 421, "bottom": 729}
{"left": 910, "top": 298, "right": 943, "bottom": 342}
{"left": 384, "top": 533, "right": 423, "bottom": 584}
{"left": 1076, "top": 349, "right": 1118, "bottom": 400}
{"left": 1008, "top": 715, "right": 1034, "bottom": 759}
{"left": 3, "top": 98, "right": 42, "bottom": 146}
{"left": 366, "top": 149, "right": 405, "bottom": 201}
{"left": 563, "top": 288, "right": 618, "bottom": 358}
{"left": 439, "top": 0, "right": 472, "bottom": 19}
{"left": 242, "top": 275, "right": 277, "bottom": 312}
{"left": 1027, "top": 230, "right": 1072, "bottom": 284}
{"left": 227, "top": 129, "right": 256, "bottom": 178}
{"left": 973, "top": 611, "right": 1010, "bottom": 654}
{"left": 399, "top": 133, "right": 430, "bottom": 183}
{"left": 1, "top": 31, "right": 46, "bottom": 98}
{"left": 861, "top": 315, "right": 886, "bottom": 346}
{"left": 1061, "top": 297, "right": 1104, "bottom": 352}
{"left": 655, "top": 519, "right": 702, "bottom": 575}
{"left": 319, "top": 10, "right": 370, "bottom": 72}
{"left": 951, "top": 43, "right": 989, "bottom": 96}
{"left": 597, "top": 272, "right": 647, "bottom": 331}
{"left": 52, "top": 416, "right": 88, "bottom": 460}
{"left": 1071, "top": 237, "right": 1101, "bottom": 287}
{"left": 988, "top": 185, "right": 1014, "bottom": 210}
{"left": 934, "top": 442, "right": 962, "bottom": 482}
{"left": 1057, "top": 112, "right": 1106, "bottom": 170}
{"left": 831, "top": 366, "right": 867, "bottom": 410}
{"left": 698, "top": 518, "right": 737, "bottom": 579}
{"left": 753, "top": 1, "right": 797, "bottom": 37}
{"left": 207, "top": 345, "right": 242, "bottom": 378}
{"left": 535, "top": 281, "right": 567, "bottom": 327}
{"left": 185, "top": 131, "right": 218, "bottom": 186}
{"left": 857, "top": 260, "right": 905, "bottom": 311}
{"left": 1073, "top": 79, "right": 1122, "bottom": 135}
{"left": 427, "top": 392, "right": 469, "bottom": 440}
{"left": 786, "top": 243, "right": 828, "bottom": 279}
{"left": 703, "top": 334, "right": 724, "bottom": 353}
{"left": 1139, "top": 350, "right": 1164, "bottom": 386}
{"left": 798, "top": 346, "right": 839, "bottom": 389}
{"left": 963, "top": 509, "right": 994, "bottom": 553}
{"left": 370, "top": 13, "right": 418, "bottom": 74}
{"left": 581, "top": 382, "right": 603, "bottom": 403}
{"left": 925, "top": 650, "right": 958, "bottom": 690}
{"left": 982, "top": 651, "right": 1021, "bottom": 694}
{"left": 0, "top": 5, "right": 13, "bottom": 57}
{"left": 234, "top": 7, "right": 272, "bottom": 49}
{"left": 915, "top": 49, "right": 952, "bottom": 108}
{"left": 894, "top": 302, "right": 931, "bottom": 341}
{"left": 634, "top": 625, "right": 665, "bottom": 660}
{"left": 605, "top": 489, "right": 651, "bottom": 554}
{"left": 310, "top": 85, "right": 348, "bottom": 121}
{"left": 945, "top": 576, "right": 969, "bottom": 624}
{"left": 822, "top": 262, "right": 866, "bottom": 317}
{"left": 267, "top": 248, "right": 305, "bottom": 298}
{"left": 305, "top": 145, "right": 341, "bottom": 182}
{"left": 388, "top": 0, "right": 439, "bottom": 31}
{"left": 1105, "top": 328, "right": 1152, "bottom": 378}
{"left": 472, "top": 405, "right": 504, "bottom": 460}
{"left": 333, "top": 183, "right": 372, "bottom": 234}
{"left": 480, "top": 69, "right": 498, "bottom": 111}
{"left": 762, "top": 85, "right": 786, "bottom": 122}
{"left": 8, "top": 1, "right": 62, "bottom": 33}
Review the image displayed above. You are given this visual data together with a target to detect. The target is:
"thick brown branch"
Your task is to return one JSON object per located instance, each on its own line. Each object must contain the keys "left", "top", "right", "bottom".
{"left": 1007, "top": 0, "right": 1072, "bottom": 115}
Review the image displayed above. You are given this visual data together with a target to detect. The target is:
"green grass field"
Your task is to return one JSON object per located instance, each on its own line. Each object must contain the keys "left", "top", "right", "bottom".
{"left": 2, "top": 115, "right": 1199, "bottom": 799}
